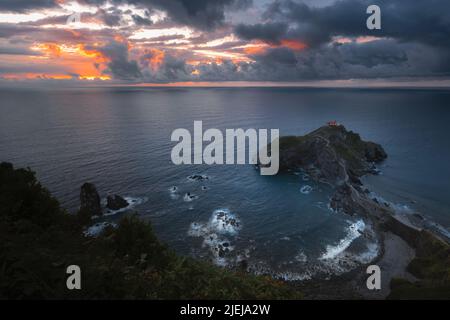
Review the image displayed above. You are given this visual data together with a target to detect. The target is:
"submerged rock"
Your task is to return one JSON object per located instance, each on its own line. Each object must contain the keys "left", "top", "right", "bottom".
{"left": 188, "top": 174, "right": 209, "bottom": 181}
{"left": 80, "top": 182, "right": 102, "bottom": 217}
{"left": 106, "top": 194, "right": 129, "bottom": 210}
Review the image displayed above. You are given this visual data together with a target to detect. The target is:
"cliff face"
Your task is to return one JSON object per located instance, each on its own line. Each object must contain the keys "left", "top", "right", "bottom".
{"left": 275, "top": 125, "right": 450, "bottom": 299}
{"left": 278, "top": 125, "right": 386, "bottom": 186}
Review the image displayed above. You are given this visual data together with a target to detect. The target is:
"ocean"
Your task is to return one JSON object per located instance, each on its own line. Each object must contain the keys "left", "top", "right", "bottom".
{"left": 1, "top": 87, "right": 449, "bottom": 279}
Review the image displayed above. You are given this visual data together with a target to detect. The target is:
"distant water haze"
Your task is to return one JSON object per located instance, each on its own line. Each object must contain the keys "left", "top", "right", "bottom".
{"left": 1, "top": 87, "right": 449, "bottom": 279}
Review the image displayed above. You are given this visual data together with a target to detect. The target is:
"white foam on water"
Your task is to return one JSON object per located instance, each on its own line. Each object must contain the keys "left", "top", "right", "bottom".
{"left": 429, "top": 222, "right": 450, "bottom": 240}
{"left": 320, "top": 220, "right": 366, "bottom": 260}
{"left": 188, "top": 209, "right": 241, "bottom": 266}
{"left": 368, "top": 191, "right": 413, "bottom": 214}
{"left": 103, "top": 196, "right": 148, "bottom": 216}
{"left": 187, "top": 174, "right": 209, "bottom": 182}
{"left": 276, "top": 271, "right": 312, "bottom": 281}
{"left": 83, "top": 222, "right": 117, "bottom": 237}
{"left": 390, "top": 203, "right": 413, "bottom": 214}
{"left": 354, "top": 241, "right": 379, "bottom": 264}
{"left": 168, "top": 186, "right": 179, "bottom": 199}
{"left": 170, "top": 193, "right": 180, "bottom": 200}
{"left": 300, "top": 185, "right": 313, "bottom": 194}
{"left": 209, "top": 209, "right": 241, "bottom": 235}
{"left": 250, "top": 262, "right": 312, "bottom": 281}
{"left": 183, "top": 193, "right": 198, "bottom": 202}
{"left": 188, "top": 222, "right": 208, "bottom": 237}
{"left": 294, "top": 250, "right": 308, "bottom": 263}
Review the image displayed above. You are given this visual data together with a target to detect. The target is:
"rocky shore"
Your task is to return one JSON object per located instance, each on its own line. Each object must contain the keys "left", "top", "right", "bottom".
{"left": 0, "top": 162, "right": 300, "bottom": 299}
{"left": 273, "top": 124, "right": 450, "bottom": 298}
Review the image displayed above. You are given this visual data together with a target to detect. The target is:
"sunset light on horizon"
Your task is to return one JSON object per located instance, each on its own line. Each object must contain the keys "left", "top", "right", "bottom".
{"left": 1, "top": 0, "right": 449, "bottom": 86}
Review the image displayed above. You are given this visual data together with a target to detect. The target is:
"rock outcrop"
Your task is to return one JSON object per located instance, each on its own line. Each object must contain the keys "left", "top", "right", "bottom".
{"left": 80, "top": 182, "right": 102, "bottom": 217}
{"left": 274, "top": 125, "right": 449, "bottom": 272}
{"left": 274, "top": 125, "right": 393, "bottom": 220}
{"left": 276, "top": 124, "right": 386, "bottom": 186}
{"left": 106, "top": 194, "right": 129, "bottom": 210}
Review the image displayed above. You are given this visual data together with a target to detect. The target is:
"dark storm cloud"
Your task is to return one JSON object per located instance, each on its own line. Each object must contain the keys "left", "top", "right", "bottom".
{"left": 83, "top": 0, "right": 253, "bottom": 29}
{"left": 0, "top": 23, "right": 36, "bottom": 38}
{"left": 235, "top": 22, "right": 289, "bottom": 43}
{"left": 0, "top": 0, "right": 59, "bottom": 12}
{"left": 237, "top": 0, "right": 450, "bottom": 49}
{"left": 338, "top": 40, "right": 408, "bottom": 68}
{"left": 225, "top": 0, "right": 450, "bottom": 81}
{"left": 0, "top": 46, "right": 41, "bottom": 56}
{"left": 96, "top": 9, "right": 123, "bottom": 27}
{"left": 189, "top": 37, "right": 450, "bottom": 83}
{"left": 132, "top": 14, "right": 153, "bottom": 26}
{"left": 94, "top": 41, "right": 142, "bottom": 80}
{"left": 138, "top": 50, "right": 192, "bottom": 82}
{"left": 255, "top": 47, "right": 297, "bottom": 65}
{"left": 1, "top": 0, "right": 449, "bottom": 83}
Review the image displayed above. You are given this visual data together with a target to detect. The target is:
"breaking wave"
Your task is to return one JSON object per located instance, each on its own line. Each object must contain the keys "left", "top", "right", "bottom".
{"left": 320, "top": 220, "right": 366, "bottom": 260}
{"left": 188, "top": 209, "right": 241, "bottom": 266}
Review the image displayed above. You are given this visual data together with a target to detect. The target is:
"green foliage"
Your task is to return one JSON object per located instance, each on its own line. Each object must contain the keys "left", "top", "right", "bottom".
{"left": 388, "top": 232, "right": 450, "bottom": 299}
{"left": 389, "top": 278, "right": 450, "bottom": 300}
{"left": 278, "top": 136, "right": 306, "bottom": 149}
{"left": 0, "top": 162, "right": 300, "bottom": 300}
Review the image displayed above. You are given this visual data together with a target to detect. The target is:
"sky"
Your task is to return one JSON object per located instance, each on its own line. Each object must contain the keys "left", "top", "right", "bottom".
{"left": 0, "top": 0, "right": 449, "bottom": 86}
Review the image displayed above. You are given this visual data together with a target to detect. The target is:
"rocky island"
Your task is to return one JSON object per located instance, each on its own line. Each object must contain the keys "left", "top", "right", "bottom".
{"left": 272, "top": 124, "right": 450, "bottom": 298}
{"left": 0, "top": 124, "right": 448, "bottom": 299}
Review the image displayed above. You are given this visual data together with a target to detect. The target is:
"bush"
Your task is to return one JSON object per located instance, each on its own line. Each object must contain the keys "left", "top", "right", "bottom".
{"left": 0, "top": 162, "right": 300, "bottom": 300}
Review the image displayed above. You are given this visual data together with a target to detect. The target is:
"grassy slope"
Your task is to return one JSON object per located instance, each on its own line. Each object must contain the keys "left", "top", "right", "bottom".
{"left": 0, "top": 162, "right": 300, "bottom": 299}
{"left": 388, "top": 231, "right": 450, "bottom": 299}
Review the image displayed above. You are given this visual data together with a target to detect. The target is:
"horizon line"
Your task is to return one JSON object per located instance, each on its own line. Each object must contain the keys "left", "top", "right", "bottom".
{"left": 2, "top": 79, "right": 450, "bottom": 89}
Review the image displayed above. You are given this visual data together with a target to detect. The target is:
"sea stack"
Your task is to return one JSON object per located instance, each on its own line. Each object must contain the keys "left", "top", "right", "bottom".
{"left": 80, "top": 182, "right": 102, "bottom": 218}
{"left": 106, "top": 194, "right": 129, "bottom": 210}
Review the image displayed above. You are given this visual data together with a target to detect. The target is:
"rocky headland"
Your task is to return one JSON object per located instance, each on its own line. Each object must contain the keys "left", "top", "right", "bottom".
{"left": 273, "top": 124, "right": 450, "bottom": 298}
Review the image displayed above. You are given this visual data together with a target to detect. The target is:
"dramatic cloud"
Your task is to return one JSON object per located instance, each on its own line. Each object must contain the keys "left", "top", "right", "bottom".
{"left": 0, "top": 1, "right": 59, "bottom": 12}
{"left": 84, "top": 0, "right": 253, "bottom": 29}
{"left": 236, "top": 0, "right": 450, "bottom": 49}
{"left": 95, "top": 41, "right": 142, "bottom": 80}
{"left": 235, "top": 22, "right": 289, "bottom": 44}
{"left": 1, "top": 0, "right": 450, "bottom": 84}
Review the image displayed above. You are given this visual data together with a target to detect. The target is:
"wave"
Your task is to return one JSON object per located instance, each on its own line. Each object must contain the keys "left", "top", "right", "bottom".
{"left": 300, "top": 185, "right": 313, "bottom": 194}
{"left": 320, "top": 220, "right": 366, "bottom": 260}
{"left": 188, "top": 208, "right": 241, "bottom": 266}
{"left": 368, "top": 190, "right": 450, "bottom": 241}
{"left": 103, "top": 196, "right": 148, "bottom": 216}
{"left": 83, "top": 221, "right": 117, "bottom": 237}
{"left": 183, "top": 193, "right": 198, "bottom": 202}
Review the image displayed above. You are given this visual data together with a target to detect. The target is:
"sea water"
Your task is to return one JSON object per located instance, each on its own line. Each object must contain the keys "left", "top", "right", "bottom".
{"left": 1, "top": 87, "right": 449, "bottom": 279}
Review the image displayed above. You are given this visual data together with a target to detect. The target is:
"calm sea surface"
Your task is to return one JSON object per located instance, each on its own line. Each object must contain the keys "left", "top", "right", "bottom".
{"left": 1, "top": 87, "right": 449, "bottom": 279}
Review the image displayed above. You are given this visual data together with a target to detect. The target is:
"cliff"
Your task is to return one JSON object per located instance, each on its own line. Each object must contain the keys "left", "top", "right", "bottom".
{"left": 277, "top": 124, "right": 386, "bottom": 186}
{"left": 275, "top": 124, "right": 450, "bottom": 299}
